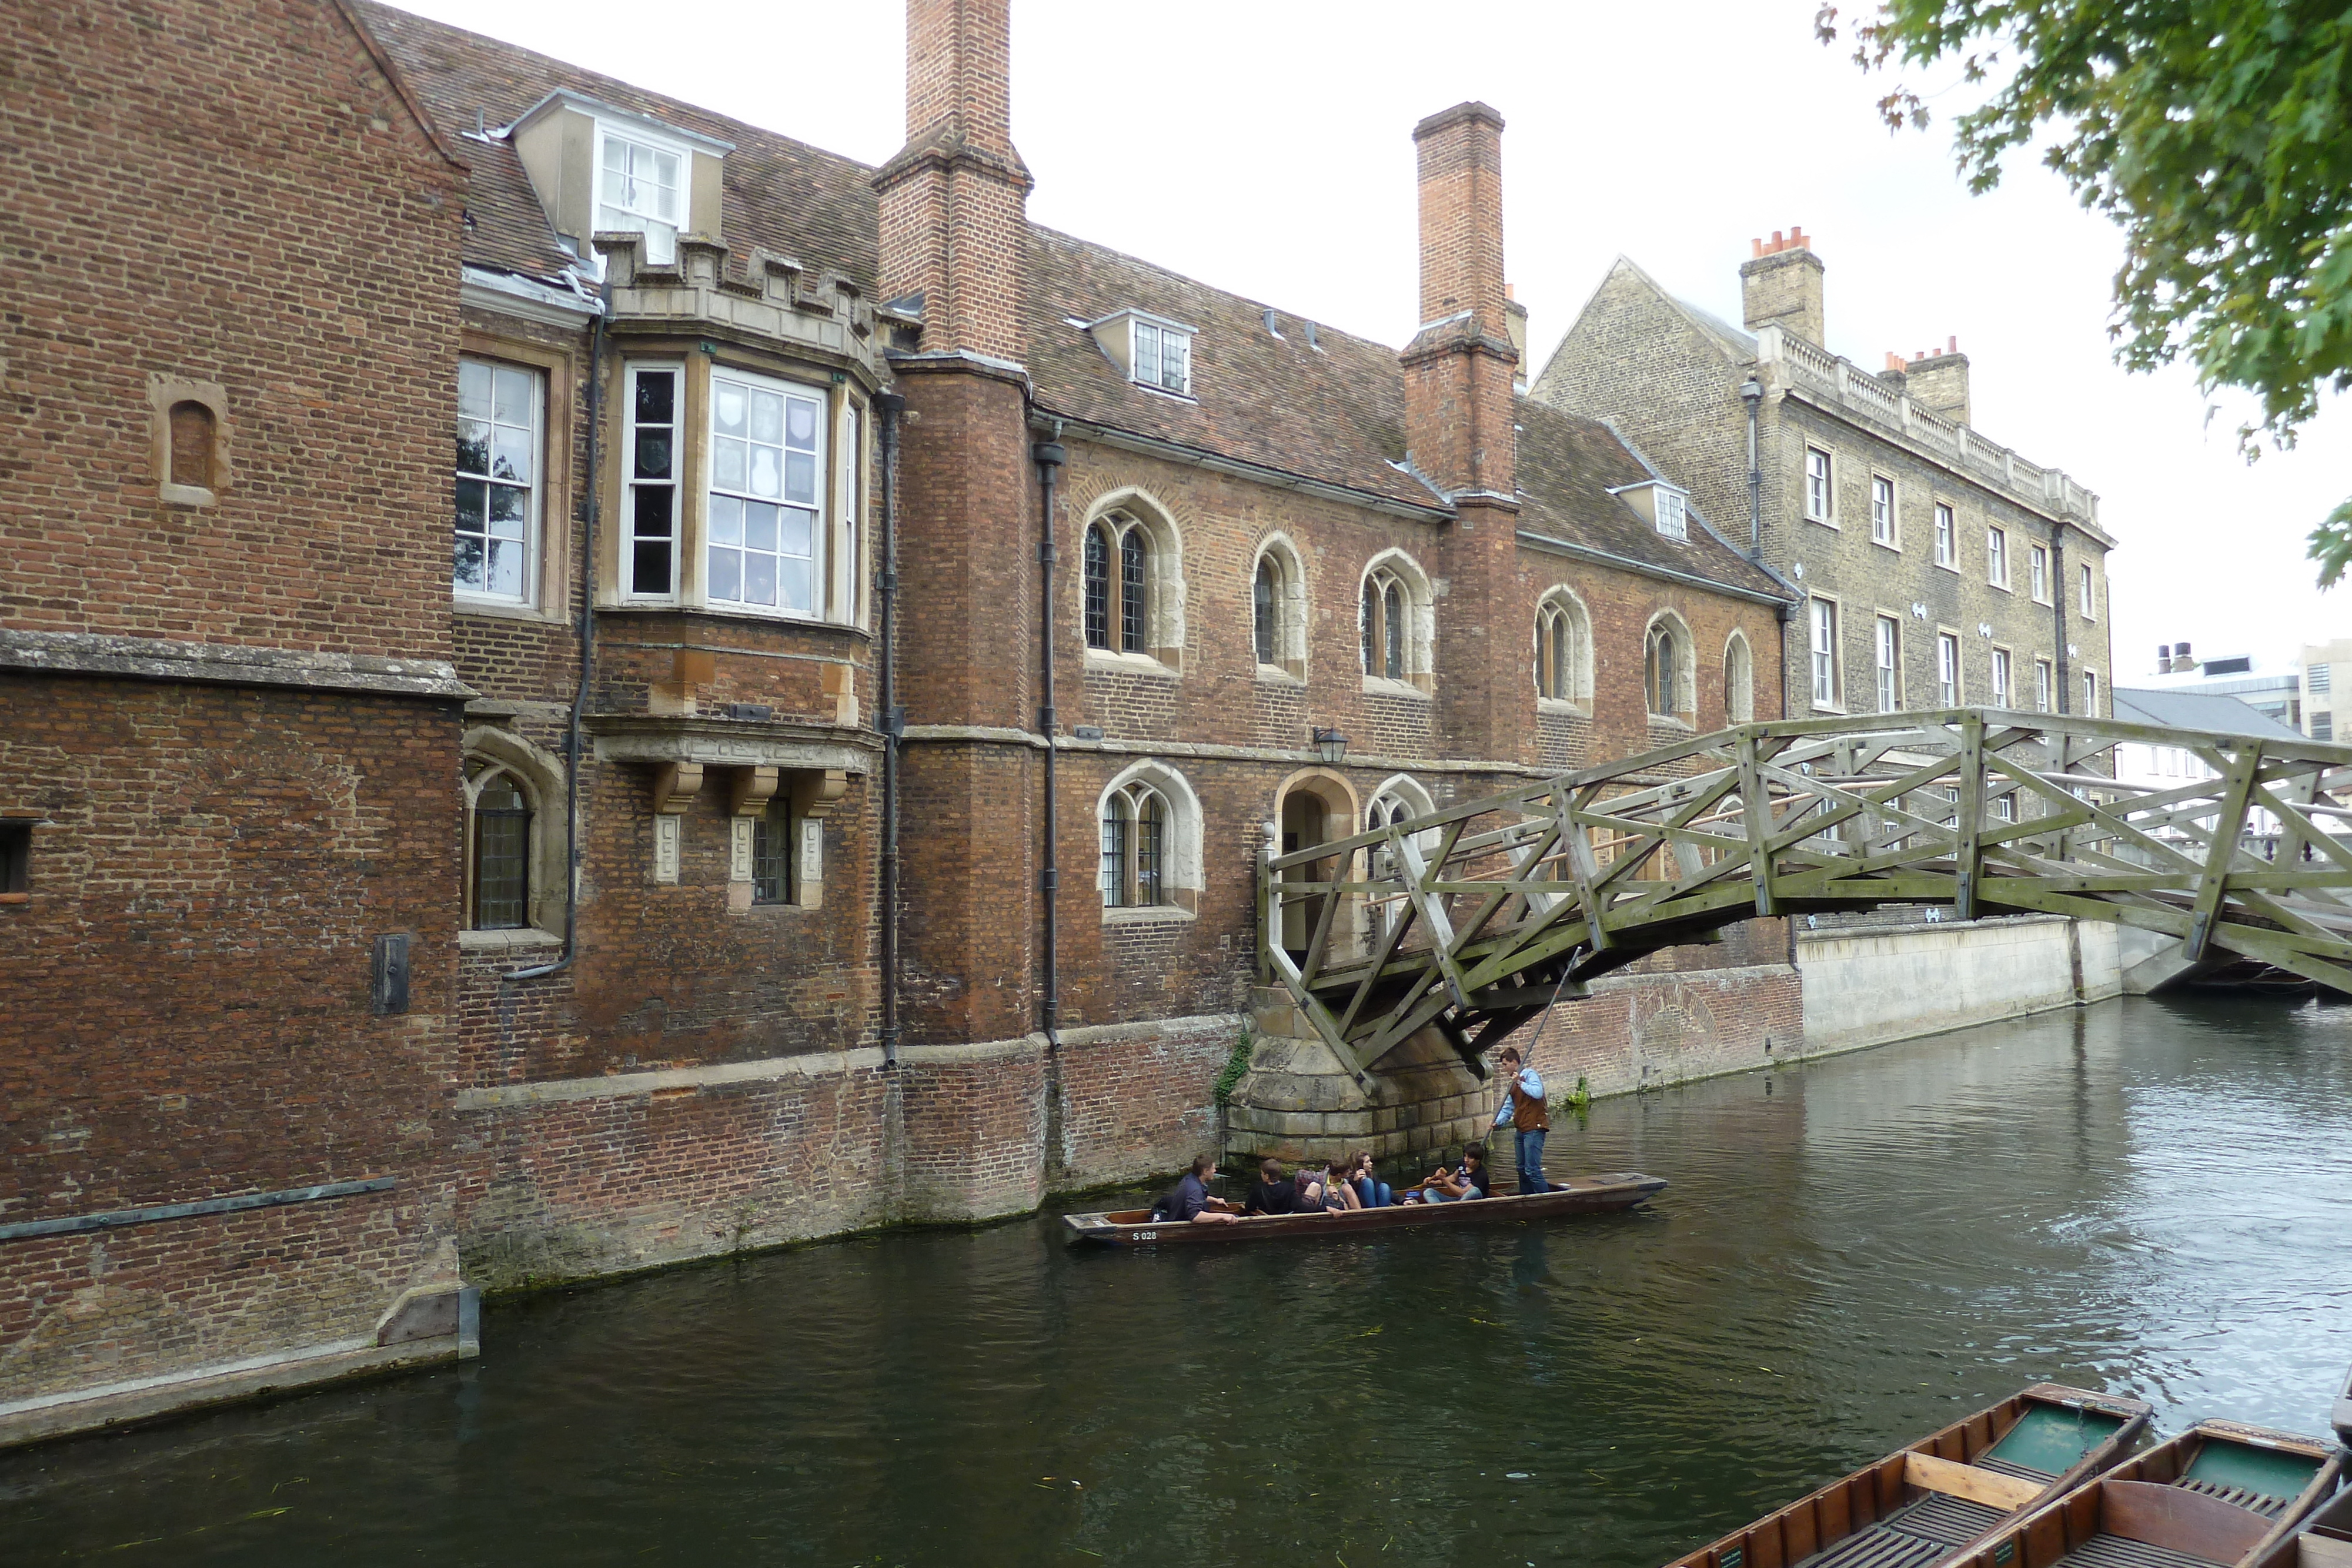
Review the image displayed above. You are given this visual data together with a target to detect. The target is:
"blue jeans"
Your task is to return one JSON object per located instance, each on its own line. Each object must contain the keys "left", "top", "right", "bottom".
{"left": 1353, "top": 1177, "right": 1392, "bottom": 1209}
{"left": 1419, "top": 1186, "right": 1464, "bottom": 1203}
{"left": 1514, "top": 1129, "right": 1548, "bottom": 1195}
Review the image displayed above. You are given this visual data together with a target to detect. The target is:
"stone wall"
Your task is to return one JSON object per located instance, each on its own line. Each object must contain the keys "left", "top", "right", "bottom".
{"left": 1796, "top": 914, "right": 2119, "bottom": 1057}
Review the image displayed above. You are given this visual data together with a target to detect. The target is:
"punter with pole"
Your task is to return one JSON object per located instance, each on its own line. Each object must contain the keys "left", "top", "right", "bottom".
{"left": 1490, "top": 1045, "right": 1549, "bottom": 1195}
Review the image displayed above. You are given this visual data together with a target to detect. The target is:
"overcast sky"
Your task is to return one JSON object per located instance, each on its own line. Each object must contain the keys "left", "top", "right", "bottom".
{"left": 395, "top": 0, "right": 2347, "bottom": 683}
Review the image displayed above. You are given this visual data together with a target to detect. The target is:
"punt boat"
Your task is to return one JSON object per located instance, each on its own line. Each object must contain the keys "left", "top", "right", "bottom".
{"left": 1946, "top": 1419, "right": 2346, "bottom": 1568}
{"left": 2246, "top": 1486, "right": 2352, "bottom": 1568}
{"left": 1059, "top": 1171, "right": 1665, "bottom": 1246}
{"left": 1665, "top": 1385, "right": 2156, "bottom": 1568}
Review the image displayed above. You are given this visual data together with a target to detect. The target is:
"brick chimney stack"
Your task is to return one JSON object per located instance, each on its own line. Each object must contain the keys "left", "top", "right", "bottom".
{"left": 1740, "top": 226, "right": 1825, "bottom": 347}
{"left": 872, "top": 0, "right": 1031, "bottom": 361}
{"left": 1403, "top": 101, "right": 1516, "bottom": 501}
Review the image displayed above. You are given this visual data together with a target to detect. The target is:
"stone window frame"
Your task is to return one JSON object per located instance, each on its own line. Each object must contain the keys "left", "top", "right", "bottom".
{"left": 2079, "top": 561, "right": 2097, "bottom": 620}
{"left": 1642, "top": 607, "right": 1697, "bottom": 724}
{"left": 1096, "top": 759, "right": 1202, "bottom": 920}
{"left": 1869, "top": 472, "right": 1899, "bottom": 550}
{"left": 1931, "top": 499, "right": 1960, "bottom": 573}
{"left": 1077, "top": 486, "right": 1185, "bottom": 675}
{"left": 1250, "top": 533, "right": 1308, "bottom": 683}
{"left": 2035, "top": 656, "right": 2056, "bottom": 713}
{"left": 1358, "top": 548, "right": 1435, "bottom": 697}
{"left": 1871, "top": 611, "right": 1903, "bottom": 714}
{"left": 1362, "top": 773, "right": 1439, "bottom": 944}
{"left": 1935, "top": 626, "right": 1965, "bottom": 708}
{"left": 1806, "top": 593, "right": 1845, "bottom": 713}
{"left": 456, "top": 331, "right": 574, "bottom": 623}
{"left": 459, "top": 727, "right": 569, "bottom": 947}
{"left": 1722, "top": 628, "right": 1756, "bottom": 724}
{"left": 2028, "top": 541, "right": 2053, "bottom": 604}
{"left": 1990, "top": 643, "right": 2015, "bottom": 709}
{"left": 1802, "top": 445, "right": 1835, "bottom": 526}
{"left": 147, "top": 375, "right": 229, "bottom": 507}
{"left": 703, "top": 362, "right": 831, "bottom": 621}
{"left": 1533, "top": 584, "right": 1595, "bottom": 713}
{"left": 2083, "top": 667, "right": 2101, "bottom": 718}
{"left": 1986, "top": 524, "right": 2012, "bottom": 593}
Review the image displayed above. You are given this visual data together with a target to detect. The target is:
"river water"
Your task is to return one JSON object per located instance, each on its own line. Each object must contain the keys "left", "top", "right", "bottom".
{"left": 5, "top": 995, "right": 2350, "bottom": 1566}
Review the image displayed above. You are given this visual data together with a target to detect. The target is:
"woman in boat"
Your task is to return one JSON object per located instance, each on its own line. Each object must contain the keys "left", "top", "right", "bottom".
{"left": 1349, "top": 1151, "right": 1392, "bottom": 1209}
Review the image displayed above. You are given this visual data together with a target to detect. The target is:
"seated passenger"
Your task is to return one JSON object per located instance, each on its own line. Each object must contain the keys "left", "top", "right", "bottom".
{"left": 1292, "top": 1164, "right": 1328, "bottom": 1211}
{"left": 1406, "top": 1142, "right": 1491, "bottom": 1204}
{"left": 1320, "top": 1156, "right": 1361, "bottom": 1211}
{"left": 1349, "top": 1151, "right": 1392, "bottom": 1209}
{"left": 1246, "top": 1158, "right": 1300, "bottom": 1216}
{"left": 1150, "top": 1153, "right": 1240, "bottom": 1225}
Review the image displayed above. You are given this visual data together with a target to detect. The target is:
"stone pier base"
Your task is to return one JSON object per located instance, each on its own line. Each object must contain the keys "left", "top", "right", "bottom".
{"left": 1224, "top": 987, "right": 1499, "bottom": 1167}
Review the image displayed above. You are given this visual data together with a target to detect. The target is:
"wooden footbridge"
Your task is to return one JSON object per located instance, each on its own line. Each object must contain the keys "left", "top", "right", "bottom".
{"left": 1261, "top": 709, "right": 2352, "bottom": 1087}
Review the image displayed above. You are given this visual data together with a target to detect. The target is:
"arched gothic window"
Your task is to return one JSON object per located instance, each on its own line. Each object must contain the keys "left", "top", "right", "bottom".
{"left": 1645, "top": 621, "right": 1681, "bottom": 718}
{"left": 1362, "top": 569, "right": 1406, "bottom": 681}
{"left": 1099, "top": 780, "right": 1170, "bottom": 907}
{"left": 1723, "top": 633, "right": 1755, "bottom": 724}
{"left": 1534, "top": 589, "right": 1593, "bottom": 704}
{"left": 1253, "top": 556, "right": 1278, "bottom": 666}
{"left": 1250, "top": 537, "right": 1306, "bottom": 678}
{"left": 1084, "top": 511, "right": 1160, "bottom": 656}
{"left": 470, "top": 767, "right": 532, "bottom": 930}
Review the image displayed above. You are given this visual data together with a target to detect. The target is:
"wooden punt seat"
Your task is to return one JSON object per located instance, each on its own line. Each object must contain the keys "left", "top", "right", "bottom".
{"left": 1798, "top": 1474, "right": 2018, "bottom": 1568}
{"left": 2177, "top": 1480, "right": 2291, "bottom": 1519}
{"left": 2050, "top": 1538, "right": 2230, "bottom": 1568}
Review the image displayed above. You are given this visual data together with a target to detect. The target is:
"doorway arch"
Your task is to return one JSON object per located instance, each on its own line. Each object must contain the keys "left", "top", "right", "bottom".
{"left": 1271, "top": 768, "right": 1362, "bottom": 961}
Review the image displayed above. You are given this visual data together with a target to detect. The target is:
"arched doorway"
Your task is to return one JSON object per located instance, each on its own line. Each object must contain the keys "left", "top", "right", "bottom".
{"left": 1272, "top": 770, "right": 1361, "bottom": 963}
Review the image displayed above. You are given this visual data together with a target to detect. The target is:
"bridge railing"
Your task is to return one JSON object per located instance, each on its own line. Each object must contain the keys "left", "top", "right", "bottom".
{"left": 1260, "top": 709, "right": 2352, "bottom": 1082}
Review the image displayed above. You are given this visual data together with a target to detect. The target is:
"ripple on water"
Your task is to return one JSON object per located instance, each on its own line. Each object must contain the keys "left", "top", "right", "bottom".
{"left": 2, "top": 994, "right": 2350, "bottom": 1566}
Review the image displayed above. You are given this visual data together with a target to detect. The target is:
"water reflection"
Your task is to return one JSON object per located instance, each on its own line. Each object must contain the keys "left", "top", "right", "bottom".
{"left": 2, "top": 995, "right": 2348, "bottom": 1566}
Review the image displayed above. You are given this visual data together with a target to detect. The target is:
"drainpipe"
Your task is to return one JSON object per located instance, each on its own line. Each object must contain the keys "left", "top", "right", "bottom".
{"left": 876, "top": 390, "right": 907, "bottom": 1067}
{"left": 1033, "top": 436, "right": 1067, "bottom": 1047}
{"left": 507, "top": 279, "right": 609, "bottom": 982}
{"left": 1740, "top": 373, "right": 1763, "bottom": 560}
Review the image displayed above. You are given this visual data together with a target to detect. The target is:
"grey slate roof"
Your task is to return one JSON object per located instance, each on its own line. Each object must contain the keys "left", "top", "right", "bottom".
{"left": 2110, "top": 688, "right": 2307, "bottom": 743}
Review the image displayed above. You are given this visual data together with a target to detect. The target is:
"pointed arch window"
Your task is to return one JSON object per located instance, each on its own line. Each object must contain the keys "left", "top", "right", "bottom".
{"left": 1100, "top": 780, "right": 1169, "bottom": 907}
{"left": 470, "top": 769, "right": 532, "bottom": 930}
{"left": 1645, "top": 621, "right": 1682, "bottom": 718}
{"left": 1253, "top": 556, "right": 1278, "bottom": 666}
{"left": 1534, "top": 590, "right": 1592, "bottom": 706}
{"left": 1363, "top": 570, "right": 1406, "bottom": 681}
{"left": 1723, "top": 633, "right": 1755, "bottom": 723}
{"left": 1084, "top": 512, "right": 1157, "bottom": 656}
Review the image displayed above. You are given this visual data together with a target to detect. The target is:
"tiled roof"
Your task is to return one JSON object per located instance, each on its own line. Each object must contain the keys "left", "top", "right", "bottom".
{"left": 356, "top": 3, "right": 1786, "bottom": 601}
{"left": 1514, "top": 399, "right": 1783, "bottom": 598}
{"left": 356, "top": 2, "right": 877, "bottom": 289}
{"left": 1022, "top": 228, "right": 1437, "bottom": 514}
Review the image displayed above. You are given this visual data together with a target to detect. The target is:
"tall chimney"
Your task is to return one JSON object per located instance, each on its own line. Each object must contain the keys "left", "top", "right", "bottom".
{"left": 1403, "top": 101, "right": 1515, "bottom": 500}
{"left": 872, "top": 0, "right": 1031, "bottom": 360}
{"left": 1741, "top": 226, "right": 1825, "bottom": 347}
{"left": 1905, "top": 336, "right": 1972, "bottom": 424}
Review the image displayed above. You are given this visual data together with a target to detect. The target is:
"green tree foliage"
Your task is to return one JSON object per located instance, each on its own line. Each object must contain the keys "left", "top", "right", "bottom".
{"left": 1819, "top": 2, "right": 2352, "bottom": 582}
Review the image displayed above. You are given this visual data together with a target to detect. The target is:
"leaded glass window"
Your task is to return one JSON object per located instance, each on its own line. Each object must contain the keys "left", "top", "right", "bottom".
{"left": 625, "top": 365, "right": 678, "bottom": 597}
{"left": 1100, "top": 782, "right": 1170, "bottom": 907}
{"left": 472, "top": 771, "right": 530, "bottom": 930}
{"left": 751, "top": 795, "right": 791, "bottom": 905}
{"left": 1253, "top": 556, "right": 1277, "bottom": 666}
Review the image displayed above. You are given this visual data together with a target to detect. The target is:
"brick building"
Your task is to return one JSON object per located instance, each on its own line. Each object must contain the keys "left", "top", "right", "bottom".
{"left": 1533, "top": 237, "right": 2117, "bottom": 726}
{"left": 4, "top": 0, "right": 1800, "bottom": 1439}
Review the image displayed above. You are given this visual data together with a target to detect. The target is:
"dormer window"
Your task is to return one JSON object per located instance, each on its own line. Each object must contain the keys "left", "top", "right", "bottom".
{"left": 1611, "top": 479, "right": 1690, "bottom": 541}
{"left": 598, "top": 128, "right": 684, "bottom": 264}
{"left": 1132, "top": 320, "right": 1191, "bottom": 396}
{"left": 1655, "top": 487, "right": 1688, "bottom": 541}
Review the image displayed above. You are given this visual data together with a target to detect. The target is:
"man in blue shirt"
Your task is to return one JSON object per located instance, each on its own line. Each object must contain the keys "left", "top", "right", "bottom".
{"left": 1154, "top": 1153, "right": 1240, "bottom": 1225}
{"left": 1489, "top": 1045, "right": 1550, "bottom": 1195}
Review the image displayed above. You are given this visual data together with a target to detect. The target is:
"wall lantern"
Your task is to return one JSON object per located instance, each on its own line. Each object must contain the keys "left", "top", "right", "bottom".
{"left": 1312, "top": 727, "right": 1349, "bottom": 766}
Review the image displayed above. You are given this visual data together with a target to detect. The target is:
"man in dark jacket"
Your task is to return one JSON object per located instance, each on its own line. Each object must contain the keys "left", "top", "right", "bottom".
{"left": 1155, "top": 1153, "right": 1240, "bottom": 1225}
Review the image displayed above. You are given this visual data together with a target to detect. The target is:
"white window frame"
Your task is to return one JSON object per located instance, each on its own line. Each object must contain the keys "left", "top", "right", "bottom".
{"left": 1936, "top": 631, "right": 1962, "bottom": 707}
{"left": 1991, "top": 646, "right": 2012, "bottom": 708}
{"left": 622, "top": 362, "right": 683, "bottom": 603}
{"left": 1130, "top": 319, "right": 1193, "bottom": 397}
{"left": 1655, "top": 487, "right": 1689, "bottom": 541}
{"left": 704, "top": 365, "right": 828, "bottom": 620}
{"left": 1803, "top": 447, "right": 1834, "bottom": 524}
{"left": 1870, "top": 474, "right": 1896, "bottom": 547}
{"left": 2035, "top": 658, "right": 2054, "bottom": 713}
{"left": 596, "top": 123, "right": 689, "bottom": 266}
{"left": 1986, "top": 526, "right": 2009, "bottom": 590}
{"left": 2029, "top": 543, "right": 2051, "bottom": 603}
{"left": 453, "top": 356, "right": 542, "bottom": 607}
{"left": 2079, "top": 562, "right": 2097, "bottom": 618}
{"left": 1809, "top": 596, "right": 1840, "bottom": 709}
{"left": 2083, "top": 669, "right": 2099, "bottom": 717}
{"left": 1874, "top": 615, "right": 1900, "bottom": 713}
{"left": 1933, "top": 502, "right": 1957, "bottom": 570}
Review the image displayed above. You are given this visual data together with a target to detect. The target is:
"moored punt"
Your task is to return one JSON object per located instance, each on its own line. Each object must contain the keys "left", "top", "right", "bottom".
{"left": 1947, "top": 1420, "right": 2346, "bottom": 1568}
{"left": 1666, "top": 1385, "right": 2156, "bottom": 1568}
{"left": 1060, "top": 1171, "right": 1665, "bottom": 1246}
{"left": 2246, "top": 1485, "right": 2352, "bottom": 1568}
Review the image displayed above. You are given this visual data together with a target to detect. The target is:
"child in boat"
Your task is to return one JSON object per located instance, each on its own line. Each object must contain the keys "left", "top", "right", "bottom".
{"left": 1246, "top": 1158, "right": 1300, "bottom": 1215}
{"left": 1320, "top": 1156, "right": 1362, "bottom": 1211}
{"left": 1405, "top": 1142, "right": 1491, "bottom": 1204}
{"left": 1349, "top": 1151, "right": 1392, "bottom": 1208}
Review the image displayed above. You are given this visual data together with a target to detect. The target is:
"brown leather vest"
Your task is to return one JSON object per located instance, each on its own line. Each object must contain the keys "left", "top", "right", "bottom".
{"left": 1508, "top": 1078, "right": 1550, "bottom": 1132}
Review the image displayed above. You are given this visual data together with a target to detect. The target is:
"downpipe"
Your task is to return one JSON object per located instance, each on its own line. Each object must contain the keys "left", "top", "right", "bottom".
{"left": 1033, "top": 436, "right": 1066, "bottom": 1051}
{"left": 876, "top": 391, "right": 907, "bottom": 1067}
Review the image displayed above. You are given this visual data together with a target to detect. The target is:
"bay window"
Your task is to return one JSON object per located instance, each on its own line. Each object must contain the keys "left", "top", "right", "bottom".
{"left": 623, "top": 364, "right": 680, "bottom": 600}
{"left": 707, "top": 368, "right": 824, "bottom": 616}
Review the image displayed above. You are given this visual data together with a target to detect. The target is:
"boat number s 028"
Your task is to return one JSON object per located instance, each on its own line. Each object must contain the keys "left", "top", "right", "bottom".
{"left": 1131, "top": 1230, "right": 1158, "bottom": 1242}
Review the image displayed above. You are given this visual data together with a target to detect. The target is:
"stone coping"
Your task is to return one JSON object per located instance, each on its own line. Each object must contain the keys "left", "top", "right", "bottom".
{"left": 0, "top": 630, "right": 475, "bottom": 700}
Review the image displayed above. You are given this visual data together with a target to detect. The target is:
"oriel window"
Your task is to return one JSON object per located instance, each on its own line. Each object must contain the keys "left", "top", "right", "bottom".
{"left": 708, "top": 368, "right": 824, "bottom": 616}
{"left": 624, "top": 365, "right": 680, "bottom": 598}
